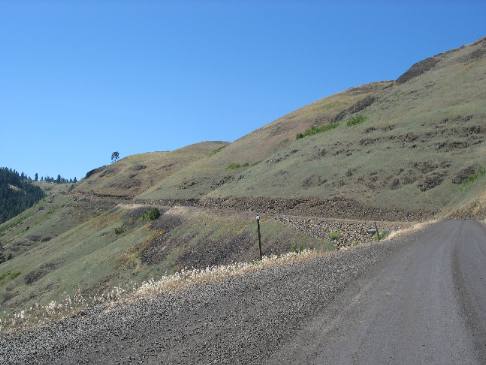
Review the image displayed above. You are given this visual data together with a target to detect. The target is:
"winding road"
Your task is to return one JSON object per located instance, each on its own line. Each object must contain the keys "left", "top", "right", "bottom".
{"left": 1, "top": 220, "right": 486, "bottom": 364}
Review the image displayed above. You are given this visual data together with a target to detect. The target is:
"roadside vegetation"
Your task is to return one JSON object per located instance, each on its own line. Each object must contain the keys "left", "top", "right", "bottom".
{"left": 0, "top": 248, "right": 325, "bottom": 333}
{"left": 460, "top": 166, "right": 486, "bottom": 192}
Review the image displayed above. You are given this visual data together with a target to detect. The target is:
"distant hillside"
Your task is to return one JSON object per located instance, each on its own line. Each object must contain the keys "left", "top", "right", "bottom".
{"left": 0, "top": 168, "right": 45, "bottom": 224}
{"left": 76, "top": 141, "right": 228, "bottom": 198}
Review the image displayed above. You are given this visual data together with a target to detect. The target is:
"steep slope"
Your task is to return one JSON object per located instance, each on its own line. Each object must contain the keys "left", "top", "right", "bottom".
{"left": 139, "top": 37, "right": 486, "bottom": 218}
{"left": 76, "top": 141, "right": 228, "bottom": 198}
{"left": 139, "top": 82, "right": 393, "bottom": 201}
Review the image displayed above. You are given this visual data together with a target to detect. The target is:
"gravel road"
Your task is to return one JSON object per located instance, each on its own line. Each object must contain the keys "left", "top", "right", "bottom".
{"left": 1, "top": 220, "right": 485, "bottom": 364}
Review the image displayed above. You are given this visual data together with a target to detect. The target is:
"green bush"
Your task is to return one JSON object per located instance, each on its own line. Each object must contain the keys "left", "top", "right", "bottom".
{"left": 141, "top": 208, "right": 161, "bottom": 221}
{"left": 329, "top": 230, "right": 341, "bottom": 241}
{"left": 346, "top": 114, "right": 367, "bottom": 127}
{"left": 114, "top": 226, "right": 126, "bottom": 235}
{"left": 296, "top": 122, "right": 339, "bottom": 140}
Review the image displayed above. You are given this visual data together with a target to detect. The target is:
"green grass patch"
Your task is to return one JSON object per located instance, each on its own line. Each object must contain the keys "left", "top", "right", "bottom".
{"left": 141, "top": 208, "right": 161, "bottom": 221}
{"left": 290, "top": 242, "right": 306, "bottom": 253}
{"left": 0, "top": 271, "right": 21, "bottom": 284}
{"left": 226, "top": 162, "right": 250, "bottom": 170}
{"left": 460, "top": 167, "right": 486, "bottom": 192}
{"left": 345, "top": 114, "right": 367, "bottom": 127}
{"left": 296, "top": 122, "right": 339, "bottom": 140}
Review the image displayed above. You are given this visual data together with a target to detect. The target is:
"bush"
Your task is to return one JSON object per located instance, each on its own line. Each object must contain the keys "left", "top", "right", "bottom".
{"left": 142, "top": 208, "right": 161, "bottom": 221}
{"left": 296, "top": 123, "right": 339, "bottom": 140}
{"left": 114, "top": 226, "right": 126, "bottom": 235}
{"left": 329, "top": 230, "right": 341, "bottom": 241}
{"left": 346, "top": 114, "right": 366, "bottom": 126}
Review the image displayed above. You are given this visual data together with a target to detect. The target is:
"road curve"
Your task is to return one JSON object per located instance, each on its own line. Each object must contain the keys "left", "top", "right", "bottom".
{"left": 1, "top": 220, "right": 485, "bottom": 364}
{"left": 269, "top": 219, "right": 486, "bottom": 364}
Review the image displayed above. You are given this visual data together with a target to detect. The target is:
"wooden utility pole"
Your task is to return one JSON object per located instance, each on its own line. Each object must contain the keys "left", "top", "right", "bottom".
{"left": 256, "top": 215, "right": 262, "bottom": 260}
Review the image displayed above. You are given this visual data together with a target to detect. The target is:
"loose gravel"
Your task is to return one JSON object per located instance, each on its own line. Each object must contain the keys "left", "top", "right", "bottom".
{"left": 0, "top": 234, "right": 413, "bottom": 365}
{"left": 275, "top": 214, "right": 407, "bottom": 248}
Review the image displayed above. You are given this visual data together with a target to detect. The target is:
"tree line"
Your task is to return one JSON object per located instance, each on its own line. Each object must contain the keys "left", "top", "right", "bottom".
{"left": 36, "top": 174, "right": 77, "bottom": 184}
{"left": 0, "top": 168, "right": 45, "bottom": 224}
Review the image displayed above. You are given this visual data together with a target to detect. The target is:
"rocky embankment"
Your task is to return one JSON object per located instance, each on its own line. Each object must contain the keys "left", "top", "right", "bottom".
{"left": 138, "top": 196, "right": 434, "bottom": 222}
{"left": 274, "top": 215, "right": 408, "bottom": 248}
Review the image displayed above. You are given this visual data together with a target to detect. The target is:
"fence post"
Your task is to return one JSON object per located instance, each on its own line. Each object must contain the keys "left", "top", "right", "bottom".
{"left": 256, "top": 215, "right": 262, "bottom": 260}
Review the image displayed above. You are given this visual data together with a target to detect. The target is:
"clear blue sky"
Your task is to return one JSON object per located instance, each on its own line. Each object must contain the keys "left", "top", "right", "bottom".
{"left": 1, "top": 1, "right": 485, "bottom": 179}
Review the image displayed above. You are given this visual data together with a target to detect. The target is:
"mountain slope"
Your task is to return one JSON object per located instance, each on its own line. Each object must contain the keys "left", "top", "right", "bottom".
{"left": 139, "top": 37, "right": 486, "bottom": 217}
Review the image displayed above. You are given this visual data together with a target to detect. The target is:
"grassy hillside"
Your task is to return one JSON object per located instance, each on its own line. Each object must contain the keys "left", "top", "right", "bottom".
{"left": 139, "top": 37, "right": 486, "bottom": 216}
{"left": 0, "top": 200, "right": 331, "bottom": 311}
{"left": 139, "top": 81, "right": 393, "bottom": 201}
{"left": 76, "top": 141, "right": 228, "bottom": 198}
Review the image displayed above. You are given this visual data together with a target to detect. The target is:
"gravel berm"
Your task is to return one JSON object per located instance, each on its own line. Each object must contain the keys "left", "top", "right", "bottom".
{"left": 3, "top": 221, "right": 483, "bottom": 364}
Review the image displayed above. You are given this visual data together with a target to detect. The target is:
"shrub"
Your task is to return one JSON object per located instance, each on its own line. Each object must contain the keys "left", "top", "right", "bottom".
{"left": 329, "top": 230, "right": 341, "bottom": 241}
{"left": 346, "top": 114, "right": 367, "bottom": 127}
{"left": 114, "top": 226, "right": 126, "bottom": 235}
{"left": 296, "top": 123, "right": 339, "bottom": 140}
{"left": 142, "top": 208, "right": 161, "bottom": 221}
